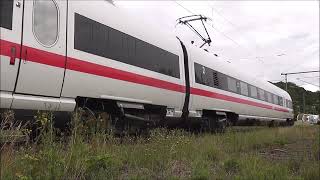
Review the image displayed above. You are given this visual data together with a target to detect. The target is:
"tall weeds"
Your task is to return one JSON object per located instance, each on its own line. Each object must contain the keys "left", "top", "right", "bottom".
{"left": 0, "top": 111, "right": 319, "bottom": 179}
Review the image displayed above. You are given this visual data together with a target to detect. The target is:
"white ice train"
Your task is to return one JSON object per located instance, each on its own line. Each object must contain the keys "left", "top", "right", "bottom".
{"left": 0, "top": 0, "right": 294, "bottom": 130}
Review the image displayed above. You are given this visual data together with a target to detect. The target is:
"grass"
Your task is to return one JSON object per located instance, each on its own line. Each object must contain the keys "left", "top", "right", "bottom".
{"left": 0, "top": 112, "right": 319, "bottom": 179}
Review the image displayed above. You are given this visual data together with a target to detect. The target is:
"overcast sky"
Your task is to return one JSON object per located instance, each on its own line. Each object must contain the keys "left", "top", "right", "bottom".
{"left": 113, "top": 1, "right": 319, "bottom": 92}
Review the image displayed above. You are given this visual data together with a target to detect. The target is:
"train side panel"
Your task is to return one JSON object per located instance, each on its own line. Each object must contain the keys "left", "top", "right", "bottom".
{"left": 1, "top": 0, "right": 75, "bottom": 111}
{"left": 0, "top": 0, "right": 23, "bottom": 108}
{"left": 61, "top": 1, "right": 186, "bottom": 115}
{"left": 185, "top": 43, "right": 293, "bottom": 121}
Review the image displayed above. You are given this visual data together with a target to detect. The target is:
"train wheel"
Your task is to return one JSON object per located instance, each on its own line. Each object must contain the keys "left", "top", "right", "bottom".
{"left": 217, "top": 118, "right": 227, "bottom": 133}
{"left": 286, "top": 119, "right": 294, "bottom": 126}
{"left": 206, "top": 116, "right": 227, "bottom": 133}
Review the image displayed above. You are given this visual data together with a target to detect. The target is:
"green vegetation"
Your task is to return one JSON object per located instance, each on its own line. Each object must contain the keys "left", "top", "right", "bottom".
{"left": 273, "top": 81, "right": 320, "bottom": 117}
{"left": 1, "top": 112, "right": 319, "bottom": 179}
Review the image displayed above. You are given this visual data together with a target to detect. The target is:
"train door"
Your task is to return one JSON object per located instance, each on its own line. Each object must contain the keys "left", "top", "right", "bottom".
{"left": 0, "top": 0, "right": 23, "bottom": 108}
{"left": 14, "top": 0, "right": 67, "bottom": 97}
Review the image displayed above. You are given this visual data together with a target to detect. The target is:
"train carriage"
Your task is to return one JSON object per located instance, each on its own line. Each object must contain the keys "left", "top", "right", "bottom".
{"left": 0, "top": 0, "right": 294, "bottom": 131}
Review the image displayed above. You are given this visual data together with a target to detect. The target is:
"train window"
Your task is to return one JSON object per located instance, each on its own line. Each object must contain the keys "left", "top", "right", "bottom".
{"left": 258, "top": 89, "right": 265, "bottom": 101}
{"left": 0, "top": 0, "right": 13, "bottom": 30}
{"left": 109, "top": 27, "right": 127, "bottom": 61}
{"left": 206, "top": 71, "right": 213, "bottom": 87}
{"left": 265, "top": 91, "right": 268, "bottom": 101}
{"left": 273, "top": 94, "right": 279, "bottom": 105}
{"left": 289, "top": 100, "right": 292, "bottom": 109}
{"left": 264, "top": 91, "right": 268, "bottom": 102}
{"left": 74, "top": 13, "right": 180, "bottom": 78}
{"left": 205, "top": 67, "right": 215, "bottom": 87}
{"left": 227, "top": 77, "right": 237, "bottom": 93}
{"left": 194, "top": 63, "right": 221, "bottom": 88}
{"left": 249, "top": 86, "right": 258, "bottom": 98}
{"left": 194, "top": 63, "right": 211, "bottom": 87}
{"left": 279, "top": 97, "right": 283, "bottom": 106}
{"left": 240, "top": 81, "right": 249, "bottom": 96}
{"left": 212, "top": 71, "right": 219, "bottom": 87}
{"left": 92, "top": 21, "right": 108, "bottom": 57}
{"left": 268, "top": 94, "right": 272, "bottom": 103}
{"left": 74, "top": 13, "right": 92, "bottom": 53}
{"left": 33, "top": 0, "right": 59, "bottom": 47}
{"left": 195, "top": 63, "right": 205, "bottom": 85}
{"left": 236, "top": 81, "right": 240, "bottom": 92}
{"left": 286, "top": 99, "right": 293, "bottom": 108}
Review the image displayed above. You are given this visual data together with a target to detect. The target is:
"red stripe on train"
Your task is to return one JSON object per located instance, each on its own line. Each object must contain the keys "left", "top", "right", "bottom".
{"left": 22, "top": 46, "right": 66, "bottom": 68}
{"left": 0, "top": 39, "right": 289, "bottom": 113}
{"left": 0, "top": 39, "right": 65, "bottom": 67}
{"left": 66, "top": 57, "right": 186, "bottom": 93}
{"left": 190, "top": 87, "right": 289, "bottom": 112}
{"left": 0, "top": 39, "right": 22, "bottom": 59}
{"left": 0, "top": 39, "right": 185, "bottom": 92}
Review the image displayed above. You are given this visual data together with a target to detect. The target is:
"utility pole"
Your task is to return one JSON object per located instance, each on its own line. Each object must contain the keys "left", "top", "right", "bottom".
{"left": 303, "top": 92, "right": 305, "bottom": 114}
{"left": 312, "top": 105, "right": 316, "bottom": 114}
{"left": 281, "top": 70, "right": 320, "bottom": 92}
{"left": 285, "top": 74, "right": 288, "bottom": 91}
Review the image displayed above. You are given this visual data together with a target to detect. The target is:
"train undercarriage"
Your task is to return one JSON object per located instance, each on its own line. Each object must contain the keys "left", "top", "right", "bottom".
{"left": 1, "top": 97, "right": 294, "bottom": 138}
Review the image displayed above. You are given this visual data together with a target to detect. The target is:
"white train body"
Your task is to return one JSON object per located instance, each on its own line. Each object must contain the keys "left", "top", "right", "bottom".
{"left": 1, "top": 0, "right": 293, "bottom": 124}
{"left": 186, "top": 45, "right": 293, "bottom": 121}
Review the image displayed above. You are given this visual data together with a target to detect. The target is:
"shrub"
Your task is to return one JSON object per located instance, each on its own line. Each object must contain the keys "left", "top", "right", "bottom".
{"left": 224, "top": 158, "right": 240, "bottom": 175}
{"left": 191, "top": 166, "right": 209, "bottom": 180}
{"left": 85, "top": 154, "right": 120, "bottom": 179}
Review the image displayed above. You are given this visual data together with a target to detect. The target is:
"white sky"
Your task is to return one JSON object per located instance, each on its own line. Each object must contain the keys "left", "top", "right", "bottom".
{"left": 113, "top": 0, "right": 319, "bottom": 92}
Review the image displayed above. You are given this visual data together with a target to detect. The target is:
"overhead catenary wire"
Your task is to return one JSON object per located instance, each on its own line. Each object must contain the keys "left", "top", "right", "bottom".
{"left": 173, "top": 0, "right": 194, "bottom": 14}
{"left": 281, "top": 70, "right": 320, "bottom": 75}
{"left": 205, "top": 1, "right": 264, "bottom": 51}
{"left": 282, "top": 59, "right": 313, "bottom": 74}
{"left": 206, "top": 1, "right": 240, "bottom": 31}
{"left": 203, "top": 3, "right": 283, "bottom": 60}
{"left": 206, "top": 2, "right": 312, "bottom": 64}
{"left": 204, "top": 21, "right": 252, "bottom": 52}
{"left": 296, "top": 78, "right": 320, "bottom": 88}
{"left": 174, "top": 0, "right": 312, "bottom": 66}
{"left": 173, "top": 1, "right": 319, "bottom": 91}
{"left": 173, "top": 1, "right": 269, "bottom": 62}
{"left": 281, "top": 70, "right": 320, "bottom": 91}
{"left": 203, "top": 1, "right": 314, "bottom": 64}
{"left": 201, "top": 3, "right": 319, "bottom": 87}
{"left": 298, "top": 76, "right": 320, "bottom": 79}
